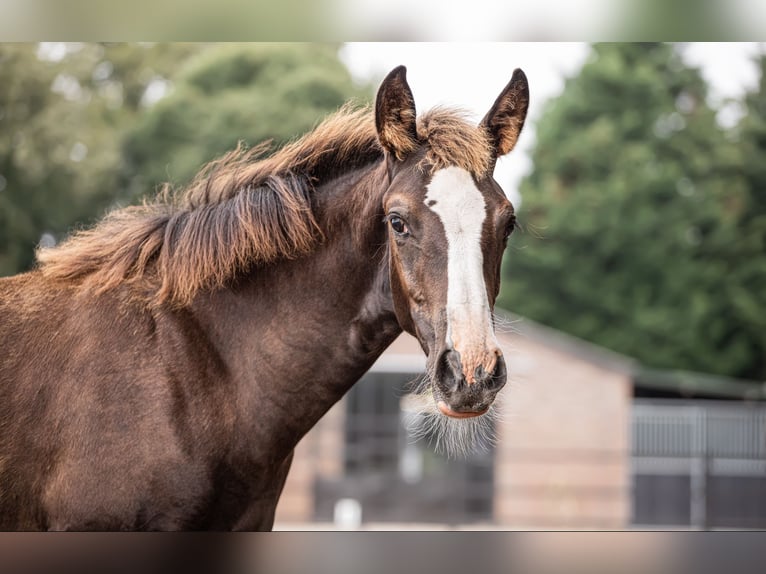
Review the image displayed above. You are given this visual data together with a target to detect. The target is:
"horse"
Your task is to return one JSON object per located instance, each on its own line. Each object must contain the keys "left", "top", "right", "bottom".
{"left": 0, "top": 65, "right": 529, "bottom": 530}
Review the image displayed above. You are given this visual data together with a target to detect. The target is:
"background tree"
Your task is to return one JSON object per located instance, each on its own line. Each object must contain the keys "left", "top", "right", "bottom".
{"left": 0, "top": 45, "right": 59, "bottom": 276}
{"left": 722, "top": 52, "right": 766, "bottom": 380}
{"left": 0, "top": 43, "right": 367, "bottom": 278}
{"left": 499, "top": 43, "right": 764, "bottom": 380}
{"left": 0, "top": 43, "right": 205, "bottom": 276}
{"left": 120, "top": 43, "right": 368, "bottom": 199}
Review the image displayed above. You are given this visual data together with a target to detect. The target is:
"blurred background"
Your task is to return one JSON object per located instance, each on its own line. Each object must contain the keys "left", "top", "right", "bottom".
{"left": 1, "top": 42, "right": 765, "bottom": 530}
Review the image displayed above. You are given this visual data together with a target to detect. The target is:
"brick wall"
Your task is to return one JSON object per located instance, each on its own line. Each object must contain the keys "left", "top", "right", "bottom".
{"left": 274, "top": 400, "right": 345, "bottom": 524}
{"left": 274, "top": 326, "right": 633, "bottom": 529}
{"left": 494, "top": 331, "right": 632, "bottom": 528}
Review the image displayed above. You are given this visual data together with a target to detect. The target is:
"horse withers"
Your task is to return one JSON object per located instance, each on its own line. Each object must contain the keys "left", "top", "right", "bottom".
{"left": 0, "top": 65, "right": 529, "bottom": 530}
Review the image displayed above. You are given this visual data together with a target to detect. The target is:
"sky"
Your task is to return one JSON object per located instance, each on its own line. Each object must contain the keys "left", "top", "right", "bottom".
{"left": 340, "top": 43, "right": 763, "bottom": 205}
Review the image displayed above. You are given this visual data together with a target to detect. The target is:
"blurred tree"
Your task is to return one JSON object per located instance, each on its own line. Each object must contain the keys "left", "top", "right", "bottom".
{"left": 0, "top": 43, "right": 206, "bottom": 276}
{"left": 0, "top": 45, "right": 59, "bottom": 276}
{"left": 499, "top": 43, "right": 764, "bottom": 379}
{"left": 723, "top": 52, "right": 766, "bottom": 380}
{"left": 120, "top": 43, "right": 369, "bottom": 198}
{"left": 0, "top": 43, "right": 367, "bottom": 277}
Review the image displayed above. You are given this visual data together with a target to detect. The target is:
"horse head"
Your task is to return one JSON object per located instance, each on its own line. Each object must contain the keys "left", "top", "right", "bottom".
{"left": 375, "top": 66, "right": 529, "bottom": 432}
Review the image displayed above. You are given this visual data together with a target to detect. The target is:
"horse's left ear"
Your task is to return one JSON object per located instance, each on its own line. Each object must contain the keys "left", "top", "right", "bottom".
{"left": 480, "top": 68, "right": 530, "bottom": 160}
{"left": 375, "top": 65, "right": 418, "bottom": 161}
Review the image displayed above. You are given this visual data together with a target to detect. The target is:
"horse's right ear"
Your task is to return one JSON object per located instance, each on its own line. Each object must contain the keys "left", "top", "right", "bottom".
{"left": 375, "top": 65, "right": 418, "bottom": 161}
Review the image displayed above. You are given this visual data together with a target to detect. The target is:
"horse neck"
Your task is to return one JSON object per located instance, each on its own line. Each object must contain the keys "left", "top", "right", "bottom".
{"left": 187, "top": 159, "right": 402, "bottom": 453}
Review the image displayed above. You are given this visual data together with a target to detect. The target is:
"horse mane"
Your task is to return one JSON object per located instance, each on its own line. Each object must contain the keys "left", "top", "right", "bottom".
{"left": 37, "top": 104, "right": 491, "bottom": 306}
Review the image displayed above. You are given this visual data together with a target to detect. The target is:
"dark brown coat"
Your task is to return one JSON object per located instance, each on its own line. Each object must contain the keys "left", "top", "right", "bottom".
{"left": 0, "top": 66, "right": 529, "bottom": 530}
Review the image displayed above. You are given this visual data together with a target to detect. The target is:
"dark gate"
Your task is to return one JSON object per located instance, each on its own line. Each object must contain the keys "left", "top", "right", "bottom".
{"left": 314, "top": 371, "right": 496, "bottom": 525}
{"left": 632, "top": 400, "right": 766, "bottom": 529}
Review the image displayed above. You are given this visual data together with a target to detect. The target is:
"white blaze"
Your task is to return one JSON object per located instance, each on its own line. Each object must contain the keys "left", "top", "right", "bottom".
{"left": 424, "top": 166, "right": 497, "bottom": 364}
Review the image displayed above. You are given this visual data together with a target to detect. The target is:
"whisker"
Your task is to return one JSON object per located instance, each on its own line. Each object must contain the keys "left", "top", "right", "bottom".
{"left": 400, "top": 371, "right": 500, "bottom": 458}
{"left": 491, "top": 311, "right": 523, "bottom": 335}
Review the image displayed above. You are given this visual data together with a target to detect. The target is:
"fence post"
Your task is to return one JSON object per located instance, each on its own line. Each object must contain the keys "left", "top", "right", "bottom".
{"left": 689, "top": 407, "right": 707, "bottom": 529}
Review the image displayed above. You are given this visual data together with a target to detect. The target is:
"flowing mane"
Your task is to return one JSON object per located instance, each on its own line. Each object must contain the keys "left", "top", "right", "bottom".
{"left": 37, "top": 104, "right": 491, "bottom": 306}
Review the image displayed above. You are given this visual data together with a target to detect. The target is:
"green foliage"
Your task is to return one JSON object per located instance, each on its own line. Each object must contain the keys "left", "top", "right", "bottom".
{"left": 120, "top": 43, "right": 369, "bottom": 198}
{"left": 0, "top": 43, "right": 368, "bottom": 277}
{"left": 723, "top": 53, "right": 766, "bottom": 380}
{"left": 0, "top": 43, "right": 206, "bottom": 276}
{"left": 500, "top": 43, "right": 766, "bottom": 380}
{"left": 1, "top": 44, "right": 118, "bottom": 276}
{"left": 0, "top": 45, "right": 55, "bottom": 275}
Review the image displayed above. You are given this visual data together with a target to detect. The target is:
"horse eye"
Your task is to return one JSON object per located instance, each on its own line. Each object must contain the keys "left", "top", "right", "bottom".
{"left": 503, "top": 218, "right": 516, "bottom": 239}
{"left": 389, "top": 216, "right": 409, "bottom": 236}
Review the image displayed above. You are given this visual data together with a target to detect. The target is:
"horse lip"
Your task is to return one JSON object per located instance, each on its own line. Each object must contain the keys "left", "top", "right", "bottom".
{"left": 437, "top": 400, "right": 488, "bottom": 419}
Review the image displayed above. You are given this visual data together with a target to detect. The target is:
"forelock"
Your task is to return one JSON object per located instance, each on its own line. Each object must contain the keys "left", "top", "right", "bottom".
{"left": 416, "top": 107, "right": 493, "bottom": 176}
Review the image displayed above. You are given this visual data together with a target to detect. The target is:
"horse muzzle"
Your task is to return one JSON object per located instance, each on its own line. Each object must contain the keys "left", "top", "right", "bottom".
{"left": 432, "top": 347, "right": 507, "bottom": 418}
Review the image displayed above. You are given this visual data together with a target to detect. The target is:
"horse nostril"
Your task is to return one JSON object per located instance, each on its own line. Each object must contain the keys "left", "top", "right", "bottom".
{"left": 435, "top": 348, "right": 465, "bottom": 394}
{"left": 445, "top": 349, "right": 462, "bottom": 375}
{"left": 486, "top": 354, "right": 507, "bottom": 392}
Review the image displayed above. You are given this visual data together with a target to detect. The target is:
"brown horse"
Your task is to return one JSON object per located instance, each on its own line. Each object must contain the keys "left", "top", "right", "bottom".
{"left": 0, "top": 66, "right": 529, "bottom": 530}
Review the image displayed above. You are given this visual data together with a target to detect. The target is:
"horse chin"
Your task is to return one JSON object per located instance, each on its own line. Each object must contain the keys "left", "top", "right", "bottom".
{"left": 436, "top": 400, "right": 489, "bottom": 419}
{"left": 401, "top": 379, "right": 498, "bottom": 458}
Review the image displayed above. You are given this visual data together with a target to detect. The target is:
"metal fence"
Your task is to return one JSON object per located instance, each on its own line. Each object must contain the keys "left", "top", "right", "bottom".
{"left": 632, "top": 399, "right": 766, "bottom": 529}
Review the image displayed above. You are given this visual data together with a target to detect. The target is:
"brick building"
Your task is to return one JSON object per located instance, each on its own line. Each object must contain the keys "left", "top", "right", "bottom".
{"left": 273, "top": 313, "right": 766, "bottom": 529}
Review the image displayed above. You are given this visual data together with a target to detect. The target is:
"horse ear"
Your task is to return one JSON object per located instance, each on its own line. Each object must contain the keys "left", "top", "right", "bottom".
{"left": 480, "top": 68, "right": 529, "bottom": 160}
{"left": 375, "top": 65, "right": 418, "bottom": 161}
